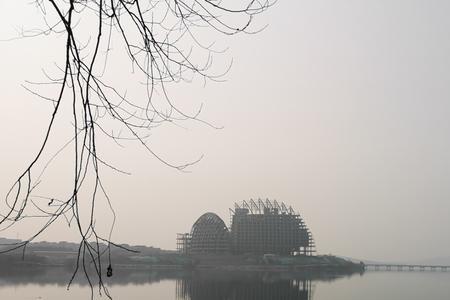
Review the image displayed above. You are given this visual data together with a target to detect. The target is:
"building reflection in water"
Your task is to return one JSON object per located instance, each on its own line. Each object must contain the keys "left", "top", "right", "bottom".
{"left": 176, "top": 275, "right": 312, "bottom": 300}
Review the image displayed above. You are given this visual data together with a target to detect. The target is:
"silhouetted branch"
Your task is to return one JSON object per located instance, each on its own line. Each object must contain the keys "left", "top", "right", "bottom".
{"left": 1, "top": 0, "right": 273, "bottom": 298}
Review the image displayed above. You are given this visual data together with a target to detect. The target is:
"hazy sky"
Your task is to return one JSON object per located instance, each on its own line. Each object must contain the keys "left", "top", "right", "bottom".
{"left": 1, "top": 1, "right": 450, "bottom": 262}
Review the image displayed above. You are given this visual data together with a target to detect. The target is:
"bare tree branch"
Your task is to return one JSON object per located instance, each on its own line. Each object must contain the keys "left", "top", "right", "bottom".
{"left": 1, "top": 0, "right": 273, "bottom": 297}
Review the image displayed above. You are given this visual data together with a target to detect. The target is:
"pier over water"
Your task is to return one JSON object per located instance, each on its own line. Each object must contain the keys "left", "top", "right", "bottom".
{"left": 364, "top": 264, "right": 450, "bottom": 272}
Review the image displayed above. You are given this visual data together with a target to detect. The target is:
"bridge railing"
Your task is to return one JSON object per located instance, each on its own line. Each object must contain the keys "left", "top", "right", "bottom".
{"left": 364, "top": 263, "right": 450, "bottom": 272}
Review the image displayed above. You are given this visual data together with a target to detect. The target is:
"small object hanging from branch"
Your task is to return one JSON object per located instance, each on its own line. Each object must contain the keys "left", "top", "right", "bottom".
{"left": 1, "top": 0, "right": 273, "bottom": 297}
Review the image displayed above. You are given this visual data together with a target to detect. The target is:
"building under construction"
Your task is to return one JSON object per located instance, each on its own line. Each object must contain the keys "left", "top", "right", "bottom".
{"left": 177, "top": 199, "right": 315, "bottom": 256}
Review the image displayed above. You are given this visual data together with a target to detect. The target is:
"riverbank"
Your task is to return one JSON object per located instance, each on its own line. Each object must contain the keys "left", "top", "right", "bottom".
{"left": 0, "top": 238, "right": 363, "bottom": 274}
{"left": 185, "top": 253, "right": 363, "bottom": 272}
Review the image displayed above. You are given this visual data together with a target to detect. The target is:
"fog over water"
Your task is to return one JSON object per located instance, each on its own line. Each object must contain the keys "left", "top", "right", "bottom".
{"left": 1, "top": 1, "right": 450, "bottom": 263}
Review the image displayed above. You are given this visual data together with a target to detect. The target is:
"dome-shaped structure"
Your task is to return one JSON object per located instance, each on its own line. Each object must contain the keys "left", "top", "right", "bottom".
{"left": 189, "top": 213, "right": 230, "bottom": 254}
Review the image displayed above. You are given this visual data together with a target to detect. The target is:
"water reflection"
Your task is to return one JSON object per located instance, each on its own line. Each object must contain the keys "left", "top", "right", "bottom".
{"left": 0, "top": 266, "right": 185, "bottom": 286}
{"left": 1, "top": 267, "right": 449, "bottom": 300}
{"left": 176, "top": 273, "right": 313, "bottom": 300}
{"left": 0, "top": 266, "right": 358, "bottom": 287}
{"left": 0, "top": 267, "right": 362, "bottom": 300}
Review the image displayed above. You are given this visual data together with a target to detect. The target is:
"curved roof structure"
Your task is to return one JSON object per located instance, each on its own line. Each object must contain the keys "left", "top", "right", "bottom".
{"left": 177, "top": 199, "right": 315, "bottom": 256}
{"left": 189, "top": 213, "right": 230, "bottom": 254}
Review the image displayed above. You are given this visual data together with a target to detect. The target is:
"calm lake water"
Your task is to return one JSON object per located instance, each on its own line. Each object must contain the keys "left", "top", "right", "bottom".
{"left": 0, "top": 269, "right": 449, "bottom": 299}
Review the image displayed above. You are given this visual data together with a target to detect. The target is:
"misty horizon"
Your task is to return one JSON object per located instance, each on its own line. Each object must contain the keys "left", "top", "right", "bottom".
{"left": 1, "top": 0, "right": 450, "bottom": 265}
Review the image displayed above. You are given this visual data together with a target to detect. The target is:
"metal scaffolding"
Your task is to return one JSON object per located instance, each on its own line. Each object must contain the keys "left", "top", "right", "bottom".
{"left": 177, "top": 199, "right": 315, "bottom": 256}
{"left": 230, "top": 199, "right": 315, "bottom": 255}
{"left": 176, "top": 233, "right": 191, "bottom": 254}
{"left": 178, "top": 213, "right": 230, "bottom": 254}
